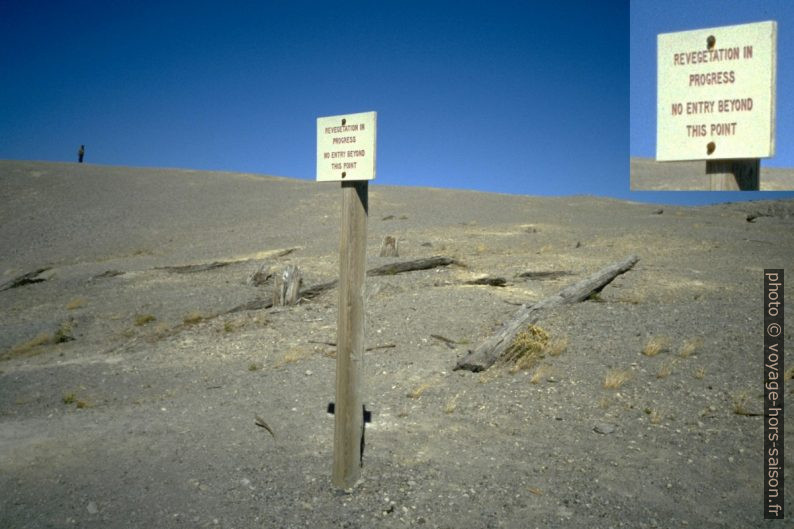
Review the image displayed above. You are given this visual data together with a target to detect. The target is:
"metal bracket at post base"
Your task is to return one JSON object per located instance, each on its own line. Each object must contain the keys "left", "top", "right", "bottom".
{"left": 327, "top": 402, "right": 372, "bottom": 467}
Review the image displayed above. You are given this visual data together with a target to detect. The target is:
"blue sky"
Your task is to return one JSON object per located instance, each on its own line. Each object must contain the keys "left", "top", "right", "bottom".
{"left": 631, "top": 0, "right": 794, "bottom": 201}
{"left": 1, "top": 1, "right": 790, "bottom": 206}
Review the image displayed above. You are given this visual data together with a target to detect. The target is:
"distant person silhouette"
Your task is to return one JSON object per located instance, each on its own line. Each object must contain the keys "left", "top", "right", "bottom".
{"left": 78, "top": 145, "right": 85, "bottom": 163}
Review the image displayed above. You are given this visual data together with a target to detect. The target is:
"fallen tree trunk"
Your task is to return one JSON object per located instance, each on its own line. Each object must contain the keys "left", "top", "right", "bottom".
{"left": 454, "top": 255, "right": 640, "bottom": 372}
{"left": 367, "top": 256, "right": 459, "bottom": 276}
{"left": 157, "top": 261, "right": 232, "bottom": 273}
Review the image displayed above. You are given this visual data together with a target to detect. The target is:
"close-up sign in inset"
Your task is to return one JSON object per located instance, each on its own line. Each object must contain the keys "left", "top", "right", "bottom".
{"left": 316, "top": 111, "right": 376, "bottom": 181}
{"left": 657, "top": 21, "right": 776, "bottom": 161}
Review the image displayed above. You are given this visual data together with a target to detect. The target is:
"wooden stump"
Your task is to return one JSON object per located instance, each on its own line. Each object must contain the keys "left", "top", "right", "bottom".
{"left": 273, "top": 265, "right": 302, "bottom": 306}
{"left": 379, "top": 236, "right": 398, "bottom": 257}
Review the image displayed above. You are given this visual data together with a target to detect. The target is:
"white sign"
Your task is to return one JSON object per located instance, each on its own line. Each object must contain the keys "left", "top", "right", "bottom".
{"left": 656, "top": 21, "right": 776, "bottom": 161}
{"left": 316, "top": 111, "right": 376, "bottom": 181}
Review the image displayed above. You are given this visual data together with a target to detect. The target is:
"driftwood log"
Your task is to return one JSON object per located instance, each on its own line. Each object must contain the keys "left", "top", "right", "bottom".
{"left": 157, "top": 261, "right": 232, "bottom": 274}
{"left": 454, "top": 255, "right": 640, "bottom": 372}
{"left": 367, "top": 256, "right": 458, "bottom": 276}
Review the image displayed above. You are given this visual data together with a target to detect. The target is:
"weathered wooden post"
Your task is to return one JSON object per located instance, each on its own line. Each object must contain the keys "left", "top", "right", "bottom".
{"left": 316, "top": 111, "right": 376, "bottom": 489}
{"left": 706, "top": 159, "right": 760, "bottom": 190}
{"left": 656, "top": 21, "right": 776, "bottom": 190}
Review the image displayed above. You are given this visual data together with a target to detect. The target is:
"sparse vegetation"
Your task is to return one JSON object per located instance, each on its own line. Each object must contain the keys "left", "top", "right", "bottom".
{"left": 274, "top": 346, "right": 312, "bottom": 368}
{"left": 224, "top": 321, "right": 237, "bottom": 333}
{"left": 503, "top": 324, "right": 549, "bottom": 372}
{"left": 694, "top": 366, "right": 706, "bottom": 380}
{"left": 545, "top": 337, "right": 568, "bottom": 356}
{"left": 63, "top": 393, "right": 76, "bottom": 404}
{"left": 54, "top": 322, "right": 74, "bottom": 343}
{"left": 642, "top": 336, "right": 670, "bottom": 357}
{"left": 76, "top": 400, "right": 89, "bottom": 409}
{"left": 649, "top": 409, "right": 662, "bottom": 425}
{"left": 603, "top": 369, "right": 632, "bottom": 389}
{"left": 408, "top": 382, "right": 433, "bottom": 399}
{"left": 134, "top": 314, "right": 156, "bottom": 326}
{"left": 732, "top": 391, "right": 754, "bottom": 416}
{"left": 66, "top": 297, "right": 86, "bottom": 310}
{"left": 153, "top": 323, "right": 170, "bottom": 339}
{"left": 182, "top": 312, "right": 204, "bottom": 325}
{"left": 248, "top": 362, "right": 259, "bottom": 371}
{"left": 678, "top": 337, "right": 703, "bottom": 358}
{"left": 443, "top": 394, "right": 459, "bottom": 413}
{"left": 7, "top": 331, "right": 52, "bottom": 357}
{"left": 530, "top": 364, "right": 552, "bottom": 384}
{"left": 657, "top": 359, "right": 675, "bottom": 379}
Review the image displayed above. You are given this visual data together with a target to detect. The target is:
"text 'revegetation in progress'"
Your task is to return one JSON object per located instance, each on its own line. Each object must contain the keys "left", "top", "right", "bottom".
{"left": 317, "top": 111, "right": 377, "bottom": 182}
{"left": 656, "top": 21, "right": 776, "bottom": 161}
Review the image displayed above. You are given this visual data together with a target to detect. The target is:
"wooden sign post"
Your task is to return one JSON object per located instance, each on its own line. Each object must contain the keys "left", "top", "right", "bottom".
{"left": 317, "top": 111, "right": 376, "bottom": 489}
{"left": 656, "top": 21, "right": 776, "bottom": 190}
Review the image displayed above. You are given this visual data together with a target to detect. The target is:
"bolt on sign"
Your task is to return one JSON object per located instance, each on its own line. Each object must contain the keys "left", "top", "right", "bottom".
{"left": 656, "top": 21, "right": 776, "bottom": 161}
{"left": 317, "top": 111, "right": 376, "bottom": 181}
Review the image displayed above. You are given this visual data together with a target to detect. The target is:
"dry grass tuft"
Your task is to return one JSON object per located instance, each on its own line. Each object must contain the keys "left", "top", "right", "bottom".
{"left": 408, "top": 381, "right": 434, "bottom": 399}
{"left": 248, "top": 362, "right": 259, "bottom": 371}
{"left": 443, "top": 394, "right": 460, "bottom": 413}
{"left": 274, "top": 346, "right": 312, "bottom": 368}
{"left": 504, "top": 324, "right": 549, "bottom": 372}
{"left": 678, "top": 337, "right": 703, "bottom": 358}
{"left": 530, "top": 364, "right": 553, "bottom": 384}
{"left": 53, "top": 322, "right": 74, "bottom": 343}
{"left": 182, "top": 312, "right": 205, "bottom": 325}
{"left": 693, "top": 366, "right": 706, "bottom": 380}
{"left": 66, "top": 298, "right": 87, "bottom": 310}
{"left": 649, "top": 409, "right": 662, "bottom": 425}
{"left": 545, "top": 337, "right": 568, "bottom": 356}
{"left": 603, "top": 369, "right": 632, "bottom": 389}
{"left": 657, "top": 359, "right": 675, "bottom": 379}
{"left": 8, "top": 332, "right": 53, "bottom": 357}
{"left": 134, "top": 314, "right": 156, "bottom": 326}
{"left": 732, "top": 391, "right": 753, "bottom": 416}
{"left": 642, "top": 336, "right": 670, "bottom": 357}
{"left": 62, "top": 393, "right": 76, "bottom": 404}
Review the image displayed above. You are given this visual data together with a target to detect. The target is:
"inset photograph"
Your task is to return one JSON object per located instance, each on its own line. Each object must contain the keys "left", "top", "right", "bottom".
{"left": 631, "top": 1, "right": 794, "bottom": 190}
